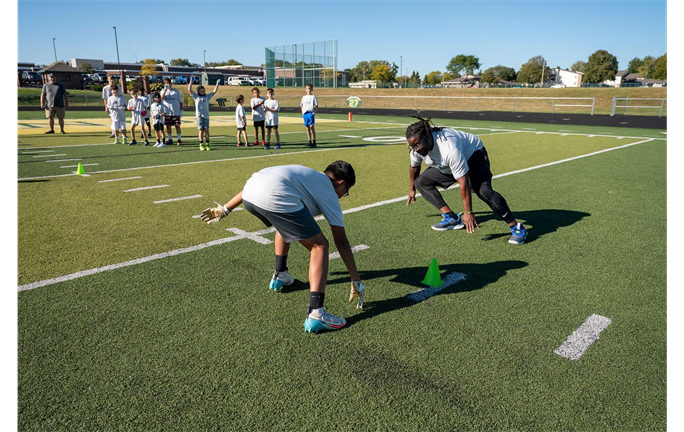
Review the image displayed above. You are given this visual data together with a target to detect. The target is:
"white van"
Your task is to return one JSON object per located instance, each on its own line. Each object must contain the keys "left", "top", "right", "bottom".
{"left": 227, "top": 76, "right": 252, "bottom": 86}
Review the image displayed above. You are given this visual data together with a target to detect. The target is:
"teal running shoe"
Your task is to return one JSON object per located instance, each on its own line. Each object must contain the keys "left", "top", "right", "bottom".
{"left": 431, "top": 213, "right": 465, "bottom": 231}
{"left": 269, "top": 270, "right": 294, "bottom": 291}
{"left": 509, "top": 223, "right": 528, "bottom": 245}
{"left": 304, "top": 307, "right": 346, "bottom": 333}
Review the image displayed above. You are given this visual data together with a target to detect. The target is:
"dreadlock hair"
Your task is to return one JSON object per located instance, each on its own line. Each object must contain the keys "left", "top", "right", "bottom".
{"left": 405, "top": 115, "right": 444, "bottom": 140}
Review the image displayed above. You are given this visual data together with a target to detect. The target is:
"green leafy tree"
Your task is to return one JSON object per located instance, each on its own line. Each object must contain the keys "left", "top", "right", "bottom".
{"left": 442, "top": 72, "right": 457, "bottom": 82}
{"left": 516, "top": 55, "right": 550, "bottom": 84}
{"left": 582, "top": 50, "right": 619, "bottom": 83}
{"left": 140, "top": 58, "right": 160, "bottom": 80}
{"left": 627, "top": 57, "right": 643, "bottom": 73}
{"left": 446, "top": 54, "right": 480, "bottom": 76}
{"left": 482, "top": 65, "right": 517, "bottom": 82}
{"left": 371, "top": 64, "right": 395, "bottom": 82}
{"left": 170, "top": 58, "right": 200, "bottom": 67}
{"left": 637, "top": 55, "right": 656, "bottom": 78}
{"left": 480, "top": 70, "right": 498, "bottom": 84}
{"left": 652, "top": 53, "right": 666, "bottom": 80}
{"left": 570, "top": 60, "right": 586, "bottom": 72}
{"left": 423, "top": 71, "right": 442, "bottom": 85}
{"left": 80, "top": 62, "right": 94, "bottom": 74}
{"left": 409, "top": 71, "right": 421, "bottom": 85}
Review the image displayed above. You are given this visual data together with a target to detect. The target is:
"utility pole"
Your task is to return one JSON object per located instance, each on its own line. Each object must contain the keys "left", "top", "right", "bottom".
{"left": 540, "top": 58, "right": 546, "bottom": 87}
{"left": 113, "top": 27, "right": 125, "bottom": 93}
{"left": 400, "top": 56, "right": 403, "bottom": 88}
{"left": 203, "top": 50, "right": 207, "bottom": 73}
{"left": 52, "top": 38, "right": 57, "bottom": 63}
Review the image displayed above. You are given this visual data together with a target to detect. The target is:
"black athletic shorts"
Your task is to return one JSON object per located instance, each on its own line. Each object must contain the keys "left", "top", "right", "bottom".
{"left": 253, "top": 120, "right": 265, "bottom": 128}
{"left": 419, "top": 147, "right": 493, "bottom": 190}
{"left": 266, "top": 125, "right": 279, "bottom": 130}
{"left": 153, "top": 123, "right": 165, "bottom": 132}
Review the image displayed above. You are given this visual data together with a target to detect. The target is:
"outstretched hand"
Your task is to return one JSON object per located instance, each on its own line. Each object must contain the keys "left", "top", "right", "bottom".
{"left": 462, "top": 212, "right": 479, "bottom": 233}
{"left": 406, "top": 189, "right": 416, "bottom": 206}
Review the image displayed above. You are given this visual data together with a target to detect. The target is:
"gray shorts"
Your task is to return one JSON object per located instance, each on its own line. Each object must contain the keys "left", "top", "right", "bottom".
{"left": 197, "top": 117, "right": 209, "bottom": 130}
{"left": 243, "top": 200, "right": 321, "bottom": 243}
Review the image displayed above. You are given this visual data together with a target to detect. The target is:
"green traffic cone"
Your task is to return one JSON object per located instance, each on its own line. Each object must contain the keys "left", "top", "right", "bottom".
{"left": 76, "top": 163, "right": 85, "bottom": 175}
{"left": 422, "top": 258, "right": 442, "bottom": 287}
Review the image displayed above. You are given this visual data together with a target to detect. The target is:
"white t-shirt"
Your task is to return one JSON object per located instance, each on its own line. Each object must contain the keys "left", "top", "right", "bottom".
{"left": 162, "top": 88, "right": 182, "bottom": 115}
{"left": 138, "top": 95, "right": 150, "bottom": 118}
{"left": 107, "top": 95, "right": 127, "bottom": 123}
{"left": 409, "top": 129, "right": 484, "bottom": 178}
{"left": 191, "top": 91, "right": 215, "bottom": 118}
{"left": 102, "top": 84, "right": 120, "bottom": 101}
{"left": 242, "top": 165, "right": 345, "bottom": 227}
{"left": 150, "top": 102, "right": 168, "bottom": 125}
{"left": 264, "top": 99, "right": 280, "bottom": 126}
{"left": 251, "top": 97, "right": 265, "bottom": 121}
{"left": 235, "top": 105, "right": 246, "bottom": 128}
{"left": 300, "top": 94, "right": 318, "bottom": 113}
{"left": 127, "top": 97, "right": 146, "bottom": 124}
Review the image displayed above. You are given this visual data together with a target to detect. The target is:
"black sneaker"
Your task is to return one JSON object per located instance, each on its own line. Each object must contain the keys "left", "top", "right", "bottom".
{"left": 109, "top": 133, "right": 115, "bottom": 138}
{"left": 61, "top": 130, "right": 66, "bottom": 134}
{"left": 45, "top": 130, "right": 55, "bottom": 134}
{"left": 129, "top": 139, "right": 137, "bottom": 146}
{"left": 166, "top": 139, "right": 173, "bottom": 145}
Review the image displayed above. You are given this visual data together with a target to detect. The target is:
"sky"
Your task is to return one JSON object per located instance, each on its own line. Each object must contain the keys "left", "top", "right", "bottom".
{"left": 17, "top": 0, "right": 667, "bottom": 75}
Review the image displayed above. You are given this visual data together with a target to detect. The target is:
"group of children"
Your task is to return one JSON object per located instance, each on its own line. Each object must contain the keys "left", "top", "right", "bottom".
{"left": 103, "top": 72, "right": 321, "bottom": 151}
{"left": 235, "top": 83, "right": 319, "bottom": 149}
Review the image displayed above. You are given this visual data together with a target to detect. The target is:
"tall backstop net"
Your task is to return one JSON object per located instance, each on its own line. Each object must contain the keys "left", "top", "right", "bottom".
{"left": 265, "top": 40, "right": 338, "bottom": 89}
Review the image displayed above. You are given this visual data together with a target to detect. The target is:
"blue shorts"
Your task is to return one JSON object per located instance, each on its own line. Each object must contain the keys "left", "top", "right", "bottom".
{"left": 303, "top": 112, "right": 315, "bottom": 127}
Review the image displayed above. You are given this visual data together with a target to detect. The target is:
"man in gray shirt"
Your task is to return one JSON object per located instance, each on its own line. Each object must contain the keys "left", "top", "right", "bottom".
{"left": 40, "top": 73, "right": 69, "bottom": 134}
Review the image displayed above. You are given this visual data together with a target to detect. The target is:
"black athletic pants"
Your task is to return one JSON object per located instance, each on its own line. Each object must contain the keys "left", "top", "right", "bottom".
{"left": 414, "top": 147, "right": 515, "bottom": 224}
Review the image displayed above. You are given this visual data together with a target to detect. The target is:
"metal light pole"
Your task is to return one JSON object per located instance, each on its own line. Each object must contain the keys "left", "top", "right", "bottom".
{"left": 52, "top": 38, "right": 57, "bottom": 63}
{"left": 203, "top": 50, "right": 207, "bottom": 73}
{"left": 400, "top": 56, "right": 403, "bottom": 88}
{"left": 113, "top": 26, "right": 125, "bottom": 93}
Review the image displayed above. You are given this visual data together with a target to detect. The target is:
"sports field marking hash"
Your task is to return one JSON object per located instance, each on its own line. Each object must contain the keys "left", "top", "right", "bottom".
{"left": 554, "top": 314, "right": 612, "bottom": 360}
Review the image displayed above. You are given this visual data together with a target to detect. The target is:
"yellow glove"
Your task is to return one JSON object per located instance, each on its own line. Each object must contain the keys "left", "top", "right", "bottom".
{"left": 349, "top": 281, "right": 365, "bottom": 309}
{"left": 200, "top": 202, "right": 229, "bottom": 224}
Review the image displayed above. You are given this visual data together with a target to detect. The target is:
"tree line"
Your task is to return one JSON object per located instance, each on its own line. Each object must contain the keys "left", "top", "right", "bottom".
{"left": 345, "top": 50, "right": 666, "bottom": 85}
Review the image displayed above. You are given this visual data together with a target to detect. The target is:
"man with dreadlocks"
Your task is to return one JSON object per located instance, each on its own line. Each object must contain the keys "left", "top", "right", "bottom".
{"left": 405, "top": 116, "right": 528, "bottom": 245}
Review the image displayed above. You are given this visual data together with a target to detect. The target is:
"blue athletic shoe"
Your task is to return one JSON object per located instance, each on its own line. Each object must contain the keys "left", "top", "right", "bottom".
{"left": 431, "top": 213, "right": 465, "bottom": 231}
{"left": 269, "top": 270, "right": 294, "bottom": 291}
{"left": 509, "top": 223, "right": 528, "bottom": 245}
{"left": 304, "top": 307, "right": 346, "bottom": 333}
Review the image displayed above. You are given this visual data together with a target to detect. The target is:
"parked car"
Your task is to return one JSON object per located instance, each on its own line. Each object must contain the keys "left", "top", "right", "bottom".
{"left": 21, "top": 71, "right": 41, "bottom": 84}
{"left": 551, "top": 83, "right": 566, "bottom": 88}
{"left": 82, "top": 74, "right": 94, "bottom": 84}
{"left": 91, "top": 72, "right": 108, "bottom": 83}
{"left": 253, "top": 78, "right": 266, "bottom": 86}
{"left": 227, "top": 76, "right": 252, "bottom": 86}
{"left": 173, "top": 75, "right": 188, "bottom": 84}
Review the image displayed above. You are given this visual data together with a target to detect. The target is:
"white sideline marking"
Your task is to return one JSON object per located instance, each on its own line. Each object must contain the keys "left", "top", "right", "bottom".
{"left": 33, "top": 154, "right": 67, "bottom": 158}
{"left": 98, "top": 176, "right": 143, "bottom": 183}
{"left": 225, "top": 228, "right": 273, "bottom": 245}
{"left": 154, "top": 195, "right": 203, "bottom": 204}
{"left": 45, "top": 159, "right": 82, "bottom": 162}
{"left": 554, "top": 314, "right": 611, "bottom": 360}
{"left": 123, "top": 185, "right": 169, "bottom": 192}
{"left": 17, "top": 138, "right": 658, "bottom": 291}
{"left": 557, "top": 130, "right": 573, "bottom": 132}
{"left": 340, "top": 135, "right": 361, "bottom": 138}
{"left": 20, "top": 150, "right": 55, "bottom": 154}
{"left": 329, "top": 244, "right": 369, "bottom": 260}
{"left": 408, "top": 272, "right": 467, "bottom": 302}
{"left": 522, "top": 128, "right": 536, "bottom": 130}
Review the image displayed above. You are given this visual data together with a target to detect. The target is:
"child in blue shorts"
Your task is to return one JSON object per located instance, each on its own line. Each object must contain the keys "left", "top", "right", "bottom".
{"left": 300, "top": 83, "right": 318, "bottom": 148}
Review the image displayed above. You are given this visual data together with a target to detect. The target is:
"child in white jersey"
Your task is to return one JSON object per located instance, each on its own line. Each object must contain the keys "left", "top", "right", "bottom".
{"left": 149, "top": 92, "right": 169, "bottom": 147}
{"left": 126, "top": 88, "right": 149, "bottom": 146}
{"left": 138, "top": 88, "right": 151, "bottom": 140}
{"left": 300, "top": 83, "right": 318, "bottom": 148}
{"left": 235, "top": 95, "right": 248, "bottom": 146}
{"left": 263, "top": 88, "right": 280, "bottom": 150}
{"left": 250, "top": 87, "right": 266, "bottom": 146}
{"left": 106, "top": 86, "right": 128, "bottom": 145}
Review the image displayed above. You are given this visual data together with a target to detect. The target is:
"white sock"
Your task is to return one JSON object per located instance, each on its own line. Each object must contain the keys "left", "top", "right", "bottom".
{"left": 177, "top": 134, "right": 181, "bottom": 141}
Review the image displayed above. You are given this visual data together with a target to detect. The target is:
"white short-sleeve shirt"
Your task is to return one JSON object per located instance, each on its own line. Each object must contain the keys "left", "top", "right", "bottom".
{"left": 300, "top": 94, "right": 318, "bottom": 113}
{"left": 150, "top": 102, "right": 168, "bottom": 125}
{"left": 242, "top": 165, "right": 345, "bottom": 227}
{"left": 235, "top": 105, "right": 246, "bottom": 128}
{"left": 102, "top": 84, "right": 120, "bottom": 101}
{"left": 251, "top": 97, "right": 265, "bottom": 121}
{"left": 191, "top": 91, "right": 215, "bottom": 118}
{"left": 138, "top": 95, "right": 150, "bottom": 118}
{"left": 107, "top": 95, "right": 128, "bottom": 123}
{"left": 264, "top": 99, "right": 280, "bottom": 126}
{"left": 162, "top": 88, "right": 182, "bottom": 115}
{"left": 409, "top": 129, "right": 484, "bottom": 178}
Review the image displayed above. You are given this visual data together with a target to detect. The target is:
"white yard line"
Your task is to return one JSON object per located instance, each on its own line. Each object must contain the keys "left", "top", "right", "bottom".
{"left": 98, "top": 176, "right": 143, "bottom": 183}
{"left": 33, "top": 154, "right": 67, "bottom": 158}
{"left": 408, "top": 272, "right": 467, "bottom": 302}
{"left": 60, "top": 164, "right": 99, "bottom": 168}
{"left": 123, "top": 185, "right": 169, "bottom": 192}
{"left": 20, "top": 150, "right": 55, "bottom": 154}
{"left": 329, "top": 244, "right": 369, "bottom": 260}
{"left": 44, "top": 159, "right": 82, "bottom": 162}
{"left": 554, "top": 314, "right": 612, "bottom": 360}
{"left": 154, "top": 195, "right": 203, "bottom": 204}
{"left": 339, "top": 135, "right": 362, "bottom": 138}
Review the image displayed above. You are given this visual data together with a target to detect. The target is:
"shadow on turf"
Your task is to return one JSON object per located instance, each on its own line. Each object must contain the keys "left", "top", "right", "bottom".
{"left": 426, "top": 209, "right": 590, "bottom": 244}
{"left": 330, "top": 260, "right": 528, "bottom": 327}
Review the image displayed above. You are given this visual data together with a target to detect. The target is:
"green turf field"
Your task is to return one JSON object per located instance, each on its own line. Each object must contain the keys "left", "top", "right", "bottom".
{"left": 17, "top": 113, "right": 667, "bottom": 430}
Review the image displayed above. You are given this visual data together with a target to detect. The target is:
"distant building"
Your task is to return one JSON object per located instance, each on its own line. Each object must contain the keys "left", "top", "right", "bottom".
{"left": 37, "top": 62, "right": 85, "bottom": 89}
{"left": 349, "top": 80, "right": 378, "bottom": 88}
{"left": 71, "top": 58, "right": 105, "bottom": 70}
{"left": 442, "top": 74, "right": 480, "bottom": 88}
{"left": 611, "top": 72, "right": 666, "bottom": 87}
{"left": 553, "top": 68, "right": 584, "bottom": 87}
{"left": 603, "top": 70, "right": 629, "bottom": 87}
